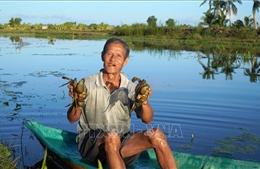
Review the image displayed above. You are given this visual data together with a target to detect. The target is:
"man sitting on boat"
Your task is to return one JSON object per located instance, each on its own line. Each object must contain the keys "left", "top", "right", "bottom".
{"left": 66, "top": 37, "right": 177, "bottom": 169}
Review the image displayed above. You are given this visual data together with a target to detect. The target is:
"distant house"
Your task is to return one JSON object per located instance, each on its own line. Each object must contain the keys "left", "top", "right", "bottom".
{"left": 42, "top": 25, "right": 48, "bottom": 30}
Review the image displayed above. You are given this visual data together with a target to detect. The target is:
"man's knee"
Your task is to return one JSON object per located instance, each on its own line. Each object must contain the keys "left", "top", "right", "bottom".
{"left": 104, "top": 131, "right": 121, "bottom": 152}
{"left": 145, "top": 128, "right": 168, "bottom": 147}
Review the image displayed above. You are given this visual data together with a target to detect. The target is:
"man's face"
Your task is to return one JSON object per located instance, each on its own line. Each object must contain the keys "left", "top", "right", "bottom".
{"left": 103, "top": 43, "right": 129, "bottom": 74}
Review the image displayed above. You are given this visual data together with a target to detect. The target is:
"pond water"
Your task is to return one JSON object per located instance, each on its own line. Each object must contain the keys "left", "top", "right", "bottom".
{"left": 0, "top": 36, "right": 259, "bottom": 168}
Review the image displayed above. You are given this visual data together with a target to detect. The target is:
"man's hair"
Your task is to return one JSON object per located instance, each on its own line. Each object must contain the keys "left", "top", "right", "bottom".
{"left": 102, "top": 37, "right": 130, "bottom": 59}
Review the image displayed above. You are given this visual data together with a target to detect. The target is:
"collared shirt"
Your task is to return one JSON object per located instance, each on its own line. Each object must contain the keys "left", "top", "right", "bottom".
{"left": 76, "top": 69, "right": 136, "bottom": 142}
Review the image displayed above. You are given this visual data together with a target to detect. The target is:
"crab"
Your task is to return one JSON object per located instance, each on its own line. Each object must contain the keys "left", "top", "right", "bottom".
{"left": 60, "top": 76, "right": 87, "bottom": 108}
{"left": 130, "top": 77, "right": 150, "bottom": 112}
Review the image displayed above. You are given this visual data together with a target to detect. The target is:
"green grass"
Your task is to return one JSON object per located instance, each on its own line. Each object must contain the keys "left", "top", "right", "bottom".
{"left": 1, "top": 29, "right": 260, "bottom": 55}
{"left": 0, "top": 142, "right": 17, "bottom": 169}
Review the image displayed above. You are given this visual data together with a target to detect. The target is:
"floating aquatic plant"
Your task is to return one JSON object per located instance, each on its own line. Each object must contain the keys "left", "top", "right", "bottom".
{"left": 212, "top": 133, "right": 260, "bottom": 157}
{"left": 177, "top": 145, "right": 193, "bottom": 150}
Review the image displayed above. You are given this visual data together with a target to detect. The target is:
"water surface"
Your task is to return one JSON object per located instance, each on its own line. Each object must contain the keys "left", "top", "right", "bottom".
{"left": 0, "top": 37, "right": 259, "bottom": 168}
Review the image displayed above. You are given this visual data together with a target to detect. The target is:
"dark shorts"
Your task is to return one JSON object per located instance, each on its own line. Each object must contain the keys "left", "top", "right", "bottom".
{"left": 78, "top": 129, "right": 140, "bottom": 166}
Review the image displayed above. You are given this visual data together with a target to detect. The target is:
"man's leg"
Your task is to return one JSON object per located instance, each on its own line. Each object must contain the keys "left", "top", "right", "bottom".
{"left": 120, "top": 128, "right": 177, "bottom": 169}
{"left": 104, "top": 131, "right": 126, "bottom": 169}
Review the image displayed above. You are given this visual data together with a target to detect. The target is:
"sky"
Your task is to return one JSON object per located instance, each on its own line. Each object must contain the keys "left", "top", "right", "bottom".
{"left": 0, "top": 1, "right": 259, "bottom": 26}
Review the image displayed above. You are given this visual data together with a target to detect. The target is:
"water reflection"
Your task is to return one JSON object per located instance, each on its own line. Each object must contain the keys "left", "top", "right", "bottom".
{"left": 9, "top": 35, "right": 54, "bottom": 51}
{"left": 10, "top": 36, "right": 31, "bottom": 51}
{"left": 244, "top": 56, "right": 260, "bottom": 82}
{"left": 47, "top": 36, "right": 56, "bottom": 45}
{"left": 9, "top": 35, "right": 21, "bottom": 43}
{"left": 197, "top": 52, "right": 218, "bottom": 80}
{"left": 129, "top": 40, "right": 260, "bottom": 57}
{"left": 197, "top": 51, "right": 243, "bottom": 81}
{"left": 130, "top": 40, "right": 260, "bottom": 83}
{"left": 188, "top": 50, "right": 260, "bottom": 82}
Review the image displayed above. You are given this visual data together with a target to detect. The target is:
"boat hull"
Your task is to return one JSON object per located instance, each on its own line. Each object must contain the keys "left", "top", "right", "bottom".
{"left": 24, "top": 120, "right": 260, "bottom": 169}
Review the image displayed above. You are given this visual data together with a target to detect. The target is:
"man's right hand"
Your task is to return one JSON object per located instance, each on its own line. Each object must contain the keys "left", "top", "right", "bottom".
{"left": 67, "top": 81, "right": 87, "bottom": 108}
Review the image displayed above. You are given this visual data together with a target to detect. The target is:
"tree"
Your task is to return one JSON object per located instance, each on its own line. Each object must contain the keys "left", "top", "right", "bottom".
{"left": 166, "top": 18, "right": 176, "bottom": 27}
{"left": 232, "top": 19, "right": 244, "bottom": 28}
{"left": 200, "top": 8, "right": 216, "bottom": 27}
{"left": 243, "top": 16, "right": 254, "bottom": 27}
{"left": 9, "top": 17, "right": 22, "bottom": 27}
{"left": 225, "top": 0, "right": 242, "bottom": 26}
{"left": 215, "top": 9, "right": 229, "bottom": 27}
{"left": 147, "top": 15, "right": 157, "bottom": 27}
{"left": 200, "top": 0, "right": 241, "bottom": 26}
{"left": 212, "top": 0, "right": 226, "bottom": 17}
{"left": 200, "top": 0, "right": 213, "bottom": 9}
{"left": 232, "top": 15, "right": 254, "bottom": 28}
{"left": 252, "top": 0, "right": 260, "bottom": 29}
{"left": 200, "top": 1, "right": 230, "bottom": 27}
{"left": 77, "top": 23, "right": 88, "bottom": 31}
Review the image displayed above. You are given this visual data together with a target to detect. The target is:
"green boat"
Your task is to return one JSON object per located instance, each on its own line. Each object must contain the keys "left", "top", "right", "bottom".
{"left": 24, "top": 120, "right": 260, "bottom": 169}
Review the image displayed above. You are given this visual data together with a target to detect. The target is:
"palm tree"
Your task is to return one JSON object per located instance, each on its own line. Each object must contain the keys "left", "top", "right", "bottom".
{"left": 253, "top": 0, "right": 260, "bottom": 29}
{"left": 200, "top": 0, "right": 242, "bottom": 26}
{"left": 232, "top": 19, "right": 244, "bottom": 28}
{"left": 243, "top": 16, "right": 254, "bottom": 27}
{"left": 209, "top": 0, "right": 226, "bottom": 18}
{"left": 200, "top": 0, "right": 213, "bottom": 9}
{"left": 225, "top": 0, "right": 242, "bottom": 26}
{"left": 200, "top": 8, "right": 216, "bottom": 27}
{"left": 215, "top": 10, "right": 229, "bottom": 27}
{"left": 200, "top": 2, "right": 229, "bottom": 27}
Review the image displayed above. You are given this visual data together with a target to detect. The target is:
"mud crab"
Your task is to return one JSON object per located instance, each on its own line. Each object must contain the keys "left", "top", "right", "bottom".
{"left": 130, "top": 77, "right": 150, "bottom": 112}
{"left": 60, "top": 76, "right": 87, "bottom": 108}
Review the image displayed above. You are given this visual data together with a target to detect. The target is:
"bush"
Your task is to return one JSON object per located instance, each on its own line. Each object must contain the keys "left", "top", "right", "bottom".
{"left": 189, "top": 33, "right": 203, "bottom": 40}
{"left": 0, "top": 142, "right": 17, "bottom": 169}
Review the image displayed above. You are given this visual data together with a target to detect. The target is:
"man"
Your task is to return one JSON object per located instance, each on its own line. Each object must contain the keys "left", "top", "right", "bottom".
{"left": 67, "top": 37, "right": 177, "bottom": 169}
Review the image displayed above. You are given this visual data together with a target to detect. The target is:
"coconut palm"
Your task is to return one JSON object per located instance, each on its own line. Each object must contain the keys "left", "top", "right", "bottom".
{"left": 200, "top": 0, "right": 242, "bottom": 26}
{"left": 253, "top": 0, "right": 260, "bottom": 29}
{"left": 225, "top": 0, "right": 242, "bottom": 26}
{"left": 200, "top": 8, "right": 216, "bottom": 27}
{"left": 215, "top": 10, "right": 229, "bottom": 27}
{"left": 232, "top": 19, "right": 244, "bottom": 28}
{"left": 212, "top": 0, "right": 226, "bottom": 15}
{"left": 244, "top": 16, "right": 254, "bottom": 27}
{"left": 200, "top": 0, "right": 213, "bottom": 10}
{"left": 200, "top": 3, "right": 229, "bottom": 27}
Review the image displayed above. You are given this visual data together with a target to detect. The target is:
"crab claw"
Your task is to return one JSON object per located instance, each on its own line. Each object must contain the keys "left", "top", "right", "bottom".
{"left": 132, "top": 77, "right": 141, "bottom": 83}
